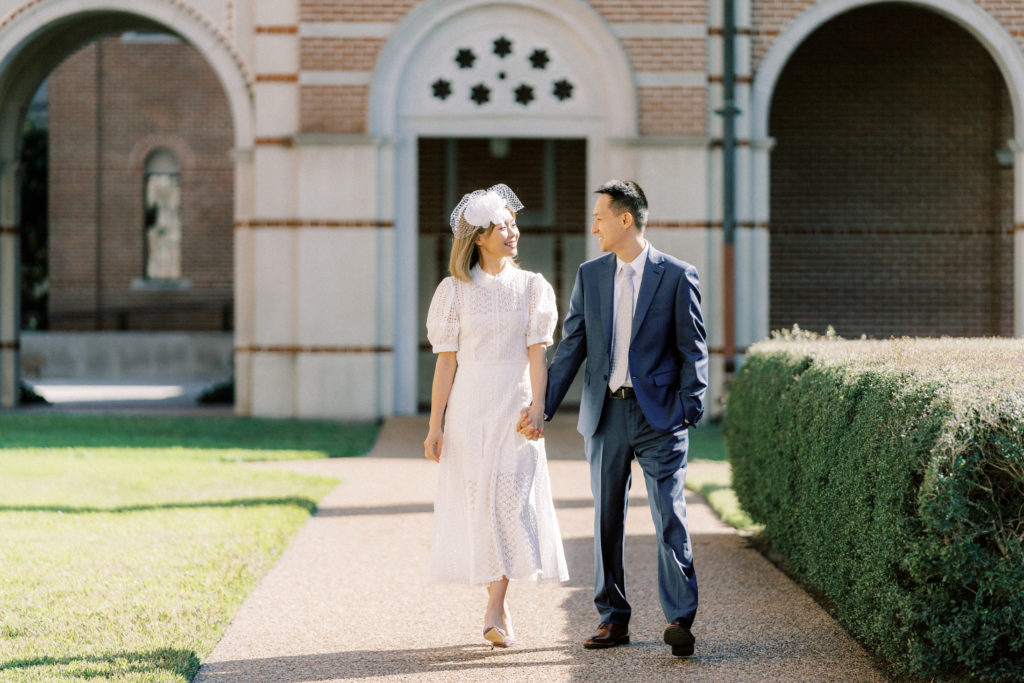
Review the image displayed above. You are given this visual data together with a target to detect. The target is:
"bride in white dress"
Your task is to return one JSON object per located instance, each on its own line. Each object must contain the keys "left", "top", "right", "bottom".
{"left": 423, "top": 184, "right": 569, "bottom": 648}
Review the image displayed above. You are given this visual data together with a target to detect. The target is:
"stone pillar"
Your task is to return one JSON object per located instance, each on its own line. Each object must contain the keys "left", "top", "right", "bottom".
{"left": 0, "top": 159, "right": 19, "bottom": 407}
{"left": 233, "top": 147, "right": 255, "bottom": 414}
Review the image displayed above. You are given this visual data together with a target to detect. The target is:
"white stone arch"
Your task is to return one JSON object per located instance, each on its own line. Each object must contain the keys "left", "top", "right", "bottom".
{"left": 0, "top": 0, "right": 254, "bottom": 147}
{"left": 372, "top": 0, "right": 637, "bottom": 413}
{"left": 747, "top": 0, "right": 1024, "bottom": 340}
{"left": 0, "top": 0, "right": 254, "bottom": 406}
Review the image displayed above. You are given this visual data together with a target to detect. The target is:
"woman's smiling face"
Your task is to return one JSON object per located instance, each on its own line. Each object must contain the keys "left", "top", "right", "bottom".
{"left": 475, "top": 214, "right": 519, "bottom": 261}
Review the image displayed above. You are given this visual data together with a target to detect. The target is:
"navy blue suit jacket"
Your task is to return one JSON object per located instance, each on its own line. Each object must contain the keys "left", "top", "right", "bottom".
{"left": 545, "top": 246, "right": 708, "bottom": 436}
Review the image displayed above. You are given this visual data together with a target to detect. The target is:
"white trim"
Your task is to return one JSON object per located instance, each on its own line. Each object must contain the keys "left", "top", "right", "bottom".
{"left": 299, "top": 70, "right": 372, "bottom": 86}
{"left": 299, "top": 21, "right": 394, "bottom": 38}
{"left": 612, "top": 23, "right": 706, "bottom": 39}
{"left": 636, "top": 72, "right": 705, "bottom": 88}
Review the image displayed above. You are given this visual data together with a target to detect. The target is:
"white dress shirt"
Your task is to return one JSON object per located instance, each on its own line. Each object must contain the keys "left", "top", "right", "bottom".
{"left": 611, "top": 241, "right": 649, "bottom": 388}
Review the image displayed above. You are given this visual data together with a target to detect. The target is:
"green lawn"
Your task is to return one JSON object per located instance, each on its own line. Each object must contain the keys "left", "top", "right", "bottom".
{"left": 686, "top": 421, "right": 758, "bottom": 530}
{"left": 0, "top": 415, "right": 379, "bottom": 682}
{"left": 688, "top": 420, "right": 727, "bottom": 463}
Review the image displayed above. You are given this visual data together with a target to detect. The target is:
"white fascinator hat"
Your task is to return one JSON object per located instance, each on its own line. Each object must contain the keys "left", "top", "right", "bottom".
{"left": 449, "top": 184, "right": 524, "bottom": 239}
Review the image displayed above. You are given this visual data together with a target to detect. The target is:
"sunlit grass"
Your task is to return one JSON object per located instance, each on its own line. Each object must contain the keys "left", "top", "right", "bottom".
{"left": 686, "top": 421, "right": 758, "bottom": 530}
{"left": 0, "top": 415, "right": 379, "bottom": 682}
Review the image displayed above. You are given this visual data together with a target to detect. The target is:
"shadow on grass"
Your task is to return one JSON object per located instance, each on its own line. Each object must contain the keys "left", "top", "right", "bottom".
{"left": 1, "top": 647, "right": 201, "bottom": 680}
{"left": 0, "top": 496, "right": 320, "bottom": 514}
{"left": 0, "top": 414, "right": 380, "bottom": 458}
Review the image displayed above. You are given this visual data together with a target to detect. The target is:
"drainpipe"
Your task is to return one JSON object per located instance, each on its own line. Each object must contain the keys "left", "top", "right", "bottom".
{"left": 718, "top": 0, "right": 738, "bottom": 372}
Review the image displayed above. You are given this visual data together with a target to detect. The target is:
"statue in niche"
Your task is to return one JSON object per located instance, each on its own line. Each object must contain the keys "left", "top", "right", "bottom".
{"left": 144, "top": 173, "right": 181, "bottom": 280}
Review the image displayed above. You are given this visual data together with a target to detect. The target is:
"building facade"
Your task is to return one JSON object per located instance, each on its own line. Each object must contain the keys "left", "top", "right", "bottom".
{"left": 47, "top": 34, "right": 235, "bottom": 333}
{"left": 0, "top": 0, "right": 1021, "bottom": 418}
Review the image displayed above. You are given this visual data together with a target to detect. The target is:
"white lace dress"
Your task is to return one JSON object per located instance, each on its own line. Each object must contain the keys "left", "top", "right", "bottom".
{"left": 426, "top": 264, "right": 569, "bottom": 585}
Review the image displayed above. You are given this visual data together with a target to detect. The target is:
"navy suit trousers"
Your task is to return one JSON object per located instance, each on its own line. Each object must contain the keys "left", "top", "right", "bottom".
{"left": 585, "top": 393, "right": 697, "bottom": 627}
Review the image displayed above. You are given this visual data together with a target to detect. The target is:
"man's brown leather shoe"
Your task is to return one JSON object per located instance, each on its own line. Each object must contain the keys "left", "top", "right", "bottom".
{"left": 583, "top": 622, "right": 630, "bottom": 649}
{"left": 664, "top": 621, "right": 695, "bottom": 657}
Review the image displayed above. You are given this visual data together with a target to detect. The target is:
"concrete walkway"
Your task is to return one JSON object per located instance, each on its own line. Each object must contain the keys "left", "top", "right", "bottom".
{"left": 195, "top": 416, "right": 888, "bottom": 682}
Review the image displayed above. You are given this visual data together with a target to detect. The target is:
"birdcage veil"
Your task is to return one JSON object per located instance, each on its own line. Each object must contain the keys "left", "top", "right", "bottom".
{"left": 449, "top": 184, "right": 524, "bottom": 239}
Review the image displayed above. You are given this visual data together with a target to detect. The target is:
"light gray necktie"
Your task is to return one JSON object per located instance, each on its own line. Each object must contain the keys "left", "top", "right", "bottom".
{"left": 609, "top": 264, "right": 634, "bottom": 390}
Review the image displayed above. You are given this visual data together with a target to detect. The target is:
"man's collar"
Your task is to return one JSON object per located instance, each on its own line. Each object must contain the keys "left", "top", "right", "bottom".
{"left": 617, "top": 240, "right": 649, "bottom": 274}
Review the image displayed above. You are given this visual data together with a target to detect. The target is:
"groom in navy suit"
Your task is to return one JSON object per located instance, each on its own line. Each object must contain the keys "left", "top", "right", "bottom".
{"left": 527, "top": 180, "right": 708, "bottom": 657}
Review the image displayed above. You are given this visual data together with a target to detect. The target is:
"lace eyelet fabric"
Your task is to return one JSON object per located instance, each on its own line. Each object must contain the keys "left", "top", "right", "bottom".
{"left": 426, "top": 265, "right": 568, "bottom": 585}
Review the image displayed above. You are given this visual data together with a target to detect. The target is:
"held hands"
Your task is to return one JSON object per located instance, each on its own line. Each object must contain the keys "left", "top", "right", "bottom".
{"left": 424, "top": 426, "right": 443, "bottom": 462}
{"left": 517, "top": 405, "right": 545, "bottom": 441}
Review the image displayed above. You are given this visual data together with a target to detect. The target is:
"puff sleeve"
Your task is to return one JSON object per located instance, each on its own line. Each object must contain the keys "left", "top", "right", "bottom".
{"left": 426, "top": 277, "right": 460, "bottom": 353}
{"left": 526, "top": 272, "right": 557, "bottom": 347}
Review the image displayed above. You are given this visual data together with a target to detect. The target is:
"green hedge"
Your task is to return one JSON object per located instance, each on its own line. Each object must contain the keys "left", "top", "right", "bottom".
{"left": 724, "top": 334, "right": 1024, "bottom": 681}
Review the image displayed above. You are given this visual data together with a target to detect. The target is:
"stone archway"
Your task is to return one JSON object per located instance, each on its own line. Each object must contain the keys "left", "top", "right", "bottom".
{"left": 0, "top": 0, "right": 254, "bottom": 406}
{"left": 370, "top": 0, "right": 637, "bottom": 414}
{"left": 747, "top": 0, "right": 1024, "bottom": 342}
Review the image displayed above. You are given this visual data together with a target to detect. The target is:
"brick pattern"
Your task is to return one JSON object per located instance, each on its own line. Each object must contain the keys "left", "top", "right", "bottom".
{"left": 300, "top": 84, "right": 369, "bottom": 134}
{"left": 750, "top": 0, "right": 815, "bottom": 69}
{"left": 587, "top": 0, "right": 705, "bottom": 23}
{"left": 48, "top": 37, "right": 234, "bottom": 331}
{"left": 621, "top": 37, "right": 705, "bottom": 72}
{"left": 768, "top": 5, "right": 1014, "bottom": 338}
{"left": 300, "top": 37, "right": 385, "bottom": 71}
{"left": 299, "top": 0, "right": 418, "bottom": 22}
{"left": 638, "top": 87, "right": 705, "bottom": 136}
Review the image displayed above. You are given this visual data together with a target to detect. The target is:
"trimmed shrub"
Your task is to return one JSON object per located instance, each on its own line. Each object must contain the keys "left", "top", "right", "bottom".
{"left": 725, "top": 335, "right": 1024, "bottom": 681}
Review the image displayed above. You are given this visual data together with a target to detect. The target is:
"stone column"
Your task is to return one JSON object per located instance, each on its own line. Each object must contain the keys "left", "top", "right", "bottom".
{"left": 0, "top": 159, "right": 19, "bottom": 407}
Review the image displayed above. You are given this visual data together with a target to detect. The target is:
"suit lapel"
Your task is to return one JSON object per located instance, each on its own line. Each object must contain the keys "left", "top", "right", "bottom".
{"left": 632, "top": 247, "right": 664, "bottom": 340}
{"left": 598, "top": 254, "right": 616, "bottom": 356}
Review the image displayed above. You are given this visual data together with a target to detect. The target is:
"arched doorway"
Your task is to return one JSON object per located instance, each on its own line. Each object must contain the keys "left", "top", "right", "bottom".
{"left": 0, "top": 1, "right": 254, "bottom": 407}
{"left": 770, "top": 3, "right": 1013, "bottom": 337}
{"left": 749, "top": 0, "right": 1024, "bottom": 342}
{"left": 370, "top": 0, "right": 637, "bottom": 413}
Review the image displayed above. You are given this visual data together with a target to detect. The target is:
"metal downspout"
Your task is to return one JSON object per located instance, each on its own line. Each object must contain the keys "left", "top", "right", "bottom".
{"left": 719, "top": 0, "right": 738, "bottom": 372}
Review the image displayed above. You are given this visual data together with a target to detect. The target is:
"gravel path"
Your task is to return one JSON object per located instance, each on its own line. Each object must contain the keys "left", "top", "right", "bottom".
{"left": 194, "top": 416, "right": 888, "bottom": 682}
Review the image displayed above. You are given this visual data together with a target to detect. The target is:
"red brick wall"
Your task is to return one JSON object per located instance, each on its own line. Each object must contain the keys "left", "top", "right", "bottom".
{"left": 299, "top": 0, "right": 418, "bottom": 22}
{"left": 300, "top": 84, "right": 369, "bottom": 135}
{"left": 587, "top": 0, "right": 705, "bottom": 23}
{"left": 299, "top": 37, "right": 384, "bottom": 71}
{"left": 48, "top": 36, "right": 234, "bottom": 331}
{"left": 768, "top": 5, "right": 1014, "bottom": 338}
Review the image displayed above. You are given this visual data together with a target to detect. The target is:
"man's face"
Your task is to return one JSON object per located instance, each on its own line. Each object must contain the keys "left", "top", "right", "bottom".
{"left": 591, "top": 193, "right": 628, "bottom": 253}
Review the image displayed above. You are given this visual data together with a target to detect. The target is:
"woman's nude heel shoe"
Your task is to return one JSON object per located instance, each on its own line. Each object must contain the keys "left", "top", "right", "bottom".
{"left": 483, "top": 589, "right": 515, "bottom": 647}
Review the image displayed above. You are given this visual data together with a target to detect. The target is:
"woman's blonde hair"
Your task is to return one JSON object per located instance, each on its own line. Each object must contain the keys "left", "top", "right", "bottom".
{"left": 448, "top": 212, "right": 519, "bottom": 282}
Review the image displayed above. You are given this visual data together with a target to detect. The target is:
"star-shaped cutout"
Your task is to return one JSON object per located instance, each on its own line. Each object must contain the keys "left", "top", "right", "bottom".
{"left": 455, "top": 48, "right": 476, "bottom": 69}
{"left": 493, "top": 35, "right": 513, "bottom": 58}
{"left": 529, "top": 49, "right": 550, "bottom": 70}
{"left": 553, "top": 79, "right": 574, "bottom": 101}
{"left": 470, "top": 83, "right": 491, "bottom": 105}
{"left": 514, "top": 83, "right": 535, "bottom": 106}
{"left": 432, "top": 79, "right": 452, "bottom": 101}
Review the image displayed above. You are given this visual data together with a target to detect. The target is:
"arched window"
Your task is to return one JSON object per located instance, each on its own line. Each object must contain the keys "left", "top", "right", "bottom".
{"left": 143, "top": 148, "right": 181, "bottom": 280}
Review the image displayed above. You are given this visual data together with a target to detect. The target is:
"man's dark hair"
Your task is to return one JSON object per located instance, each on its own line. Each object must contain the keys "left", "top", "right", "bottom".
{"left": 596, "top": 180, "right": 648, "bottom": 232}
